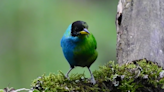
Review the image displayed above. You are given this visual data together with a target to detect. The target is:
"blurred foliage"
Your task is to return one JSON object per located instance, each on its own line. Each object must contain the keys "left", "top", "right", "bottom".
{"left": 0, "top": 0, "right": 118, "bottom": 88}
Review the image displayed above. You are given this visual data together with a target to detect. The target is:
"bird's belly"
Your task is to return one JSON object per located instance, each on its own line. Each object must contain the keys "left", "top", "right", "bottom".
{"left": 72, "top": 47, "right": 97, "bottom": 67}
{"left": 62, "top": 46, "right": 97, "bottom": 68}
{"left": 74, "top": 53, "right": 97, "bottom": 67}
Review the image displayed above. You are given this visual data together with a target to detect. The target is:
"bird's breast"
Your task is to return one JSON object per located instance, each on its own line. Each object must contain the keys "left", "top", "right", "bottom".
{"left": 61, "top": 35, "right": 97, "bottom": 67}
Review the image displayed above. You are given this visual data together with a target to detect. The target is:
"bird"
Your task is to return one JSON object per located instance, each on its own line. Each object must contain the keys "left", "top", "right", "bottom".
{"left": 60, "top": 21, "right": 98, "bottom": 84}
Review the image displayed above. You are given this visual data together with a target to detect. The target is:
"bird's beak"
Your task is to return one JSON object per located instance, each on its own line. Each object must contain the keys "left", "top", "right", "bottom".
{"left": 80, "top": 28, "right": 90, "bottom": 35}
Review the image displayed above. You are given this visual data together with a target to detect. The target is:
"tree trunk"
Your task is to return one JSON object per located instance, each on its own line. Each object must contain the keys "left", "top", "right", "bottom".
{"left": 116, "top": 0, "right": 164, "bottom": 67}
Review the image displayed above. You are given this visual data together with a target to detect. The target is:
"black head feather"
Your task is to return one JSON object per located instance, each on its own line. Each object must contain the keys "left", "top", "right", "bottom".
{"left": 71, "top": 21, "right": 88, "bottom": 36}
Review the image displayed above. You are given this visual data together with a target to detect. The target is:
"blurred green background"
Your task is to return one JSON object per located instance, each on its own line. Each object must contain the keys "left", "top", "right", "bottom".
{"left": 0, "top": 0, "right": 118, "bottom": 89}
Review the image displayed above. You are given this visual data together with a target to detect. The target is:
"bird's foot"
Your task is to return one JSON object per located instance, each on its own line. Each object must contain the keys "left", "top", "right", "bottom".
{"left": 65, "top": 68, "right": 73, "bottom": 80}
{"left": 65, "top": 75, "right": 70, "bottom": 80}
{"left": 90, "top": 77, "right": 96, "bottom": 85}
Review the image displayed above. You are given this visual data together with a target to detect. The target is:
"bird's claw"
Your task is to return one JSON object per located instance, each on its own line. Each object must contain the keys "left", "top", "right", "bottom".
{"left": 65, "top": 75, "right": 70, "bottom": 80}
{"left": 90, "top": 78, "right": 96, "bottom": 85}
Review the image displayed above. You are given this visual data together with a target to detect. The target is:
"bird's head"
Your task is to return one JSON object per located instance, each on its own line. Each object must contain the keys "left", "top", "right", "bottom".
{"left": 71, "top": 21, "right": 90, "bottom": 37}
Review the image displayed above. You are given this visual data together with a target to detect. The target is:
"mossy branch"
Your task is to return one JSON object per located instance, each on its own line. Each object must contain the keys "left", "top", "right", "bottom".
{"left": 1, "top": 59, "right": 163, "bottom": 92}
{"left": 30, "top": 59, "right": 164, "bottom": 92}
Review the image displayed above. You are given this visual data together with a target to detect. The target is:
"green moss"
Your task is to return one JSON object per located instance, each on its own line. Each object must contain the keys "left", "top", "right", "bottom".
{"left": 31, "top": 59, "right": 164, "bottom": 92}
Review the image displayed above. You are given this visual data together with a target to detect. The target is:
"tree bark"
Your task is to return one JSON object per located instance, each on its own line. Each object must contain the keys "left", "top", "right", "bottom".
{"left": 116, "top": 0, "right": 164, "bottom": 67}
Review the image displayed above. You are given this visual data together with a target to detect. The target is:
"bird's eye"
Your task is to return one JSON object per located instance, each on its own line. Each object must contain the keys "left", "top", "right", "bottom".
{"left": 74, "top": 27, "right": 82, "bottom": 32}
{"left": 79, "top": 28, "right": 83, "bottom": 31}
{"left": 74, "top": 27, "right": 78, "bottom": 30}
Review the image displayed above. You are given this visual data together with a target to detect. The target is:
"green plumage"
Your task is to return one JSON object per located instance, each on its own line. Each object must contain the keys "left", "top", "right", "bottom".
{"left": 73, "top": 34, "right": 97, "bottom": 67}
{"left": 61, "top": 21, "right": 98, "bottom": 84}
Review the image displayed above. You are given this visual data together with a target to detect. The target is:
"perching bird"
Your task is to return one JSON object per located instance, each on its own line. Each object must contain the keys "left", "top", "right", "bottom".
{"left": 60, "top": 21, "right": 98, "bottom": 84}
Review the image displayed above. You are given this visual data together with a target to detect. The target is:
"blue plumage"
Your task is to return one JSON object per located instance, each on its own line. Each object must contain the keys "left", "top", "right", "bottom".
{"left": 61, "top": 24, "right": 82, "bottom": 66}
{"left": 61, "top": 21, "right": 97, "bottom": 84}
